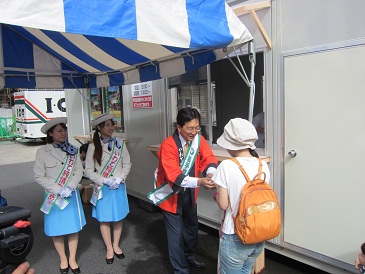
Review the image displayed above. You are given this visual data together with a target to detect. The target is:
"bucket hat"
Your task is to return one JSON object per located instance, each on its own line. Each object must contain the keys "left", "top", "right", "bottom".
{"left": 217, "top": 118, "right": 258, "bottom": 150}
{"left": 91, "top": 113, "right": 115, "bottom": 127}
{"left": 41, "top": 117, "right": 67, "bottom": 134}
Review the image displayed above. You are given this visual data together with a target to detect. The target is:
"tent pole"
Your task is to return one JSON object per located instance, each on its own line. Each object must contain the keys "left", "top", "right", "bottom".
{"left": 207, "top": 64, "right": 213, "bottom": 146}
{"left": 248, "top": 41, "right": 256, "bottom": 122}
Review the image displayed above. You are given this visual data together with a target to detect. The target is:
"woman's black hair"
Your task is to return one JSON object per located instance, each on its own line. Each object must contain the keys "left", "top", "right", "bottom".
{"left": 79, "top": 143, "right": 89, "bottom": 154}
{"left": 93, "top": 121, "right": 104, "bottom": 166}
{"left": 176, "top": 107, "right": 201, "bottom": 127}
{"left": 361, "top": 243, "right": 365, "bottom": 255}
{"left": 46, "top": 123, "right": 67, "bottom": 143}
{"left": 249, "top": 148, "right": 259, "bottom": 158}
{"left": 92, "top": 119, "right": 114, "bottom": 166}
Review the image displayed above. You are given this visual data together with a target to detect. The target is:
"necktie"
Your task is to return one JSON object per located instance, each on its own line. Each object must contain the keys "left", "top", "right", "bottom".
{"left": 183, "top": 142, "right": 189, "bottom": 191}
{"left": 184, "top": 142, "right": 189, "bottom": 157}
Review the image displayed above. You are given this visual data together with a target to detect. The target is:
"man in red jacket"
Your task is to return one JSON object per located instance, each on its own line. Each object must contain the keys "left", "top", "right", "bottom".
{"left": 155, "top": 107, "right": 218, "bottom": 274}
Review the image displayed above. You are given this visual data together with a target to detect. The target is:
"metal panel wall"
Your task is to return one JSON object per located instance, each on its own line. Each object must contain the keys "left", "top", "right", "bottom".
{"left": 65, "top": 89, "right": 90, "bottom": 147}
{"left": 278, "top": 0, "right": 365, "bottom": 52}
{"left": 122, "top": 80, "right": 167, "bottom": 199}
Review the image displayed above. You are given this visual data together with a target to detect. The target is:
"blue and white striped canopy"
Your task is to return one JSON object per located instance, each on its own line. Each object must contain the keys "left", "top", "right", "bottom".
{"left": 0, "top": 0, "right": 252, "bottom": 88}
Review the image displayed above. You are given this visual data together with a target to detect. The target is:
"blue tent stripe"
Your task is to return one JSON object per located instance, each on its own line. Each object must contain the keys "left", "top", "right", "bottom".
{"left": 63, "top": 0, "right": 138, "bottom": 40}
{"left": 43, "top": 31, "right": 113, "bottom": 72}
{"left": 184, "top": 51, "right": 217, "bottom": 71}
{"left": 86, "top": 36, "right": 149, "bottom": 65}
{"left": 2, "top": 26, "right": 34, "bottom": 70}
{"left": 108, "top": 74, "right": 125, "bottom": 87}
{"left": 5, "top": 74, "right": 35, "bottom": 88}
{"left": 88, "top": 78, "right": 97, "bottom": 89}
{"left": 10, "top": 26, "right": 87, "bottom": 74}
{"left": 186, "top": 0, "right": 232, "bottom": 48}
{"left": 139, "top": 65, "right": 161, "bottom": 83}
{"left": 2, "top": 26, "right": 36, "bottom": 88}
{"left": 62, "top": 61, "right": 86, "bottom": 88}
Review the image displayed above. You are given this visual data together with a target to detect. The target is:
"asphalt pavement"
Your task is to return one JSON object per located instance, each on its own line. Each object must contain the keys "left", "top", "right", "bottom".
{"left": 0, "top": 139, "right": 331, "bottom": 274}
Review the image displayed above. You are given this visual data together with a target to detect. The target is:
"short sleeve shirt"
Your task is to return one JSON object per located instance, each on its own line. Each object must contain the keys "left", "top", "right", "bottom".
{"left": 212, "top": 157, "right": 270, "bottom": 234}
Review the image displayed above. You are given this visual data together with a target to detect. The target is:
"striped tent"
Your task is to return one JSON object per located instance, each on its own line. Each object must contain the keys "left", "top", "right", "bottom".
{"left": 0, "top": 0, "right": 252, "bottom": 89}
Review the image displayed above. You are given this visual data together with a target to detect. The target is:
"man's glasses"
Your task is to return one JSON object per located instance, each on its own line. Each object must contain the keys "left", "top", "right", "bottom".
{"left": 185, "top": 126, "right": 201, "bottom": 133}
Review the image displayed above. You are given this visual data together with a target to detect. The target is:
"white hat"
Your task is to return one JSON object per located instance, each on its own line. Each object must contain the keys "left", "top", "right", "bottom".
{"left": 91, "top": 113, "right": 115, "bottom": 127}
{"left": 41, "top": 117, "right": 67, "bottom": 134}
{"left": 217, "top": 118, "right": 258, "bottom": 150}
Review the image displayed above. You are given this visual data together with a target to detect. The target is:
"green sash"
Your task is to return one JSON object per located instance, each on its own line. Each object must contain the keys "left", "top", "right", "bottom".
{"left": 90, "top": 141, "right": 123, "bottom": 206}
{"left": 40, "top": 154, "right": 76, "bottom": 214}
{"left": 147, "top": 134, "right": 200, "bottom": 205}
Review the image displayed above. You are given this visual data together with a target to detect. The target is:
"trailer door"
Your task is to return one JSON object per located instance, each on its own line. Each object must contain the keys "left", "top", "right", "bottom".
{"left": 283, "top": 43, "right": 365, "bottom": 270}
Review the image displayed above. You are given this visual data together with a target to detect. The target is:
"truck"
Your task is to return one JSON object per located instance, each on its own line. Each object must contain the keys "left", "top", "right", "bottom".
{"left": 14, "top": 89, "right": 66, "bottom": 140}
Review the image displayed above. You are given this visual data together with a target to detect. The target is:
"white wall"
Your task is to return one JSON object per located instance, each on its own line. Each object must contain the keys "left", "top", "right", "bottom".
{"left": 65, "top": 89, "right": 91, "bottom": 147}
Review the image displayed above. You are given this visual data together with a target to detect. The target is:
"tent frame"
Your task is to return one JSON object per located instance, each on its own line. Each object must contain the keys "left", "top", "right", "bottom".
{"left": 225, "top": 40, "right": 256, "bottom": 122}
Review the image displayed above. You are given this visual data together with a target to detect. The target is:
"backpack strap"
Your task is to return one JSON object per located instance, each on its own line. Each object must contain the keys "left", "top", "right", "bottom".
{"left": 230, "top": 157, "right": 265, "bottom": 182}
{"left": 257, "top": 158, "right": 264, "bottom": 179}
{"left": 228, "top": 157, "right": 264, "bottom": 217}
{"left": 229, "top": 158, "right": 263, "bottom": 179}
{"left": 229, "top": 158, "right": 251, "bottom": 182}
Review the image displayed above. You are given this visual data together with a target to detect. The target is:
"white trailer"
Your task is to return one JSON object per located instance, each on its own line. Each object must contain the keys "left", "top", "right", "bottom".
{"left": 13, "top": 88, "right": 91, "bottom": 146}
{"left": 14, "top": 89, "right": 66, "bottom": 139}
{"left": 244, "top": 1, "right": 365, "bottom": 273}
{"left": 121, "top": 1, "right": 365, "bottom": 273}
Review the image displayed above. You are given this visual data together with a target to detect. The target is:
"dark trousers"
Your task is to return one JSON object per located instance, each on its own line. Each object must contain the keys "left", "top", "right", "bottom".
{"left": 162, "top": 190, "right": 199, "bottom": 274}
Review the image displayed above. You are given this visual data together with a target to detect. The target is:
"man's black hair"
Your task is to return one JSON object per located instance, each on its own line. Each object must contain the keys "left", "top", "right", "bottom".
{"left": 176, "top": 107, "right": 201, "bottom": 127}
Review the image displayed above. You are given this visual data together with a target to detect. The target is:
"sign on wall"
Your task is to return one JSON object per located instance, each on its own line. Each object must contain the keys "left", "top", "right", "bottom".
{"left": 106, "top": 86, "right": 122, "bottom": 128}
{"left": 131, "top": 81, "right": 153, "bottom": 109}
{"left": 90, "top": 87, "right": 102, "bottom": 119}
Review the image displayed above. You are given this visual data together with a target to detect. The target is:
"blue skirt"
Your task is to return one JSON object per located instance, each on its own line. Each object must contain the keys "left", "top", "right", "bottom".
{"left": 92, "top": 183, "right": 129, "bottom": 222}
{"left": 43, "top": 189, "right": 86, "bottom": 237}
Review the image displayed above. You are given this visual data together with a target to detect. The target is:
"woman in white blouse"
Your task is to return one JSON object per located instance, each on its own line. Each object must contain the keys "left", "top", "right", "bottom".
{"left": 34, "top": 117, "right": 85, "bottom": 274}
{"left": 84, "top": 113, "right": 131, "bottom": 265}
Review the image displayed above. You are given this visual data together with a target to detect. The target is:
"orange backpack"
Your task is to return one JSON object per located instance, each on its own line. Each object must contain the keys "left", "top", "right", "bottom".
{"left": 229, "top": 158, "right": 281, "bottom": 244}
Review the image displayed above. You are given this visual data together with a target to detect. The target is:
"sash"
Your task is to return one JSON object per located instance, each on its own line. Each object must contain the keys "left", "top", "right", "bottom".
{"left": 40, "top": 154, "right": 76, "bottom": 214}
{"left": 147, "top": 134, "right": 200, "bottom": 205}
{"left": 90, "top": 141, "right": 123, "bottom": 206}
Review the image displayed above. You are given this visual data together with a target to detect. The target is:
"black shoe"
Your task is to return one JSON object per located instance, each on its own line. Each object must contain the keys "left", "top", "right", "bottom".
{"left": 114, "top": 251, "right": 125, "bottom": 259}
{"left": 188, "top": 259, "right": 205, "bottom": 268}
{"left": 70, "top": 267, "right": 80, "bottom": 274}
{"left": 60, "top": 266, "right": 69, "bottom": 274}
{"left": 106, "top": 257, "right": 114, "bottom": 264}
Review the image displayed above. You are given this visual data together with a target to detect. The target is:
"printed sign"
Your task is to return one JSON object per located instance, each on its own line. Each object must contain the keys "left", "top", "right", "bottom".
{"left": 131, "top": 81, "right": 153, "bottom": 109}
{"left": 90, "top": 88, "right": 102, "bottom": 119}
{"left": 106, "top": 86, "right": 122, "bottom": 128}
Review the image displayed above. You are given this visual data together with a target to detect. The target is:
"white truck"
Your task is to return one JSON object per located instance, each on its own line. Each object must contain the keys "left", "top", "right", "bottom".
{"left": 14, "top": 89, "right": 66, "bottom": 139}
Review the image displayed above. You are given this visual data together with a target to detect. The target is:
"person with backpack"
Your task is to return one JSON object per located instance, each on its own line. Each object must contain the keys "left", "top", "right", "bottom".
{"left": 212, "top": 118, "right": 271, "bottom": 274}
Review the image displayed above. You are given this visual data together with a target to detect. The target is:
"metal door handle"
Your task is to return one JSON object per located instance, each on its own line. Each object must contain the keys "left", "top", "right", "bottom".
{"left": 288, "top": 150, "right": 297, "bottom": 157}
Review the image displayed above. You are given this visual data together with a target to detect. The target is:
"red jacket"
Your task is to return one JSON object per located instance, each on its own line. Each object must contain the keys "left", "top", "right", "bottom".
{"left": 156, "top": 131, "right": 218, "bottom": 214}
